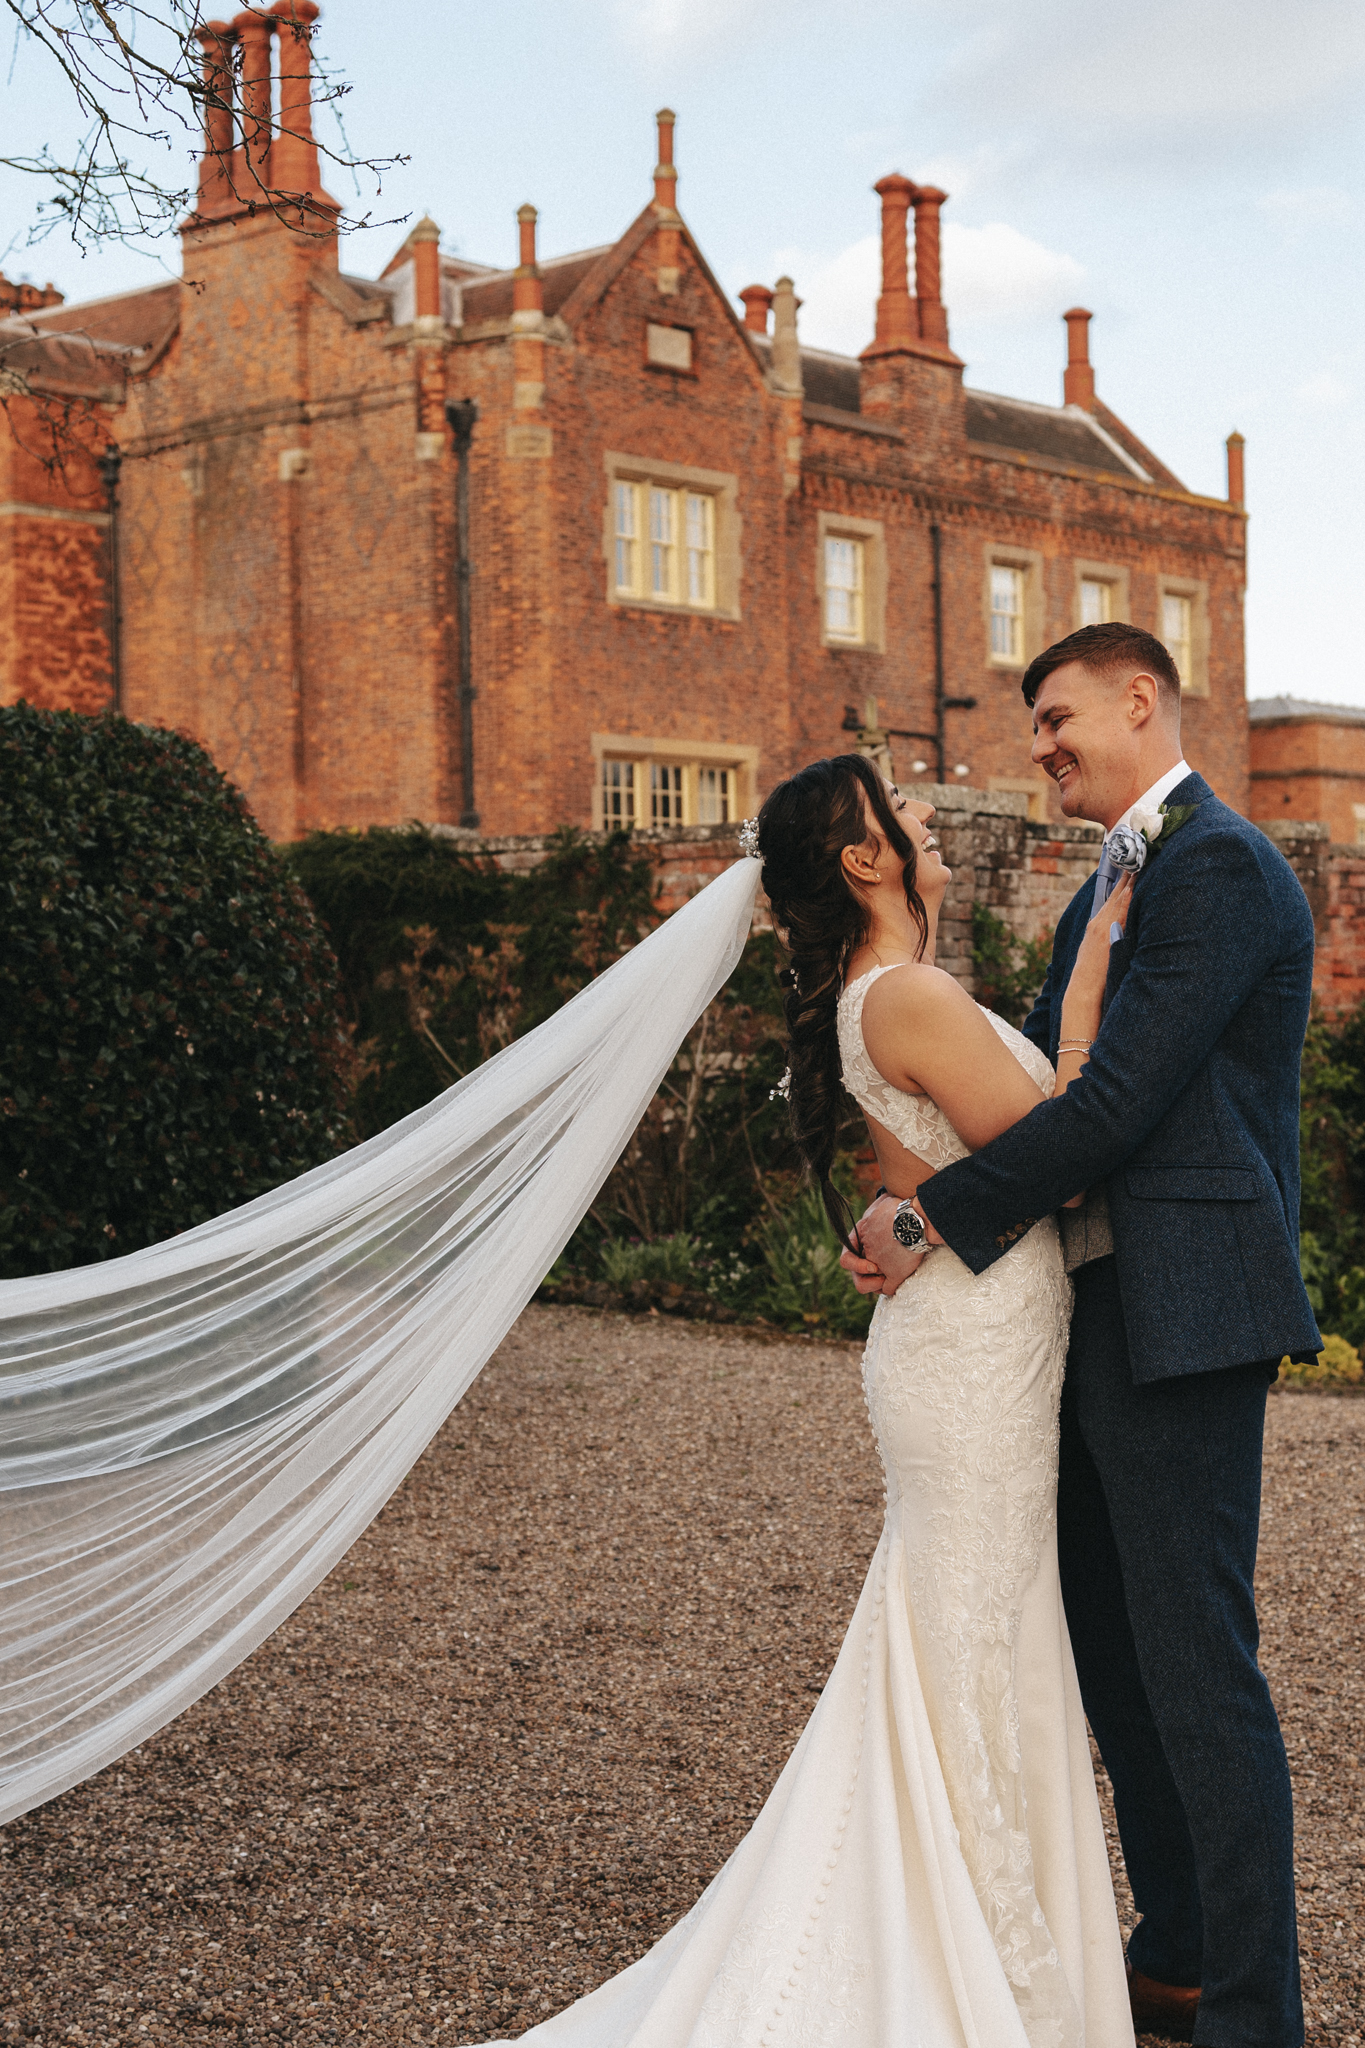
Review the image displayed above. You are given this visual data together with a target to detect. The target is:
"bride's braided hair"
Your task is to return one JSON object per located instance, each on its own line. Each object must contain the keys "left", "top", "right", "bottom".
{"left": 756, "top": 755, "right": 928, "bottom": 1251}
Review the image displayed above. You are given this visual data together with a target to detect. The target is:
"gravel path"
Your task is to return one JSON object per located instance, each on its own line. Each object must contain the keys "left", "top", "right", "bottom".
{"left": 2, "top": 1307, "right": 1360, "bottom": 2047}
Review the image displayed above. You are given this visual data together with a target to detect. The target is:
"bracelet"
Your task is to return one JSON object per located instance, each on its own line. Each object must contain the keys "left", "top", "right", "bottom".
{"left": 1058, "top": 1037, "right": 1094, "bottom": 1052}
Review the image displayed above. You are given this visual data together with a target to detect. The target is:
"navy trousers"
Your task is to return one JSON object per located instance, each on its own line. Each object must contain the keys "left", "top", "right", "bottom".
{"left": 1058, "top": 1257, "right": 1302, "bottom": 2048}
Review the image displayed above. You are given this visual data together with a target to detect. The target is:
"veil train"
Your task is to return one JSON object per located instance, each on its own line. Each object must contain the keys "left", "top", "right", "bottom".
{"left": 0, "top": 856, "right": 762, "bottom": 1825}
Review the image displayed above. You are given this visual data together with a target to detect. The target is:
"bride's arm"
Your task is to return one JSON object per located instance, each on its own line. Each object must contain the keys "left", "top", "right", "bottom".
{"left": 859, "top": 967, "right": 1046, "bottom": 1151}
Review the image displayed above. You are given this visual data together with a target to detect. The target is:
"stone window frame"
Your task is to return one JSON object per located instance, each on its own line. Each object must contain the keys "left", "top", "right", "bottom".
{"left": 603, "top": 452, "right": 741, "bottom": 622}
{"left": 1073, "top": 557, "right": 1132, "bottom": 630}
{"left": 1155, "top": 571, "right": 1210, "bottom": 698}
{"left": 816, "top": 512, "right": 887, "bottom": 652}
{"left": 982, "top": 542, "right": 1045, "bottom": 671}
{"left": 987, "top": 775, "right": 1050, "bottom": 822}
{"left": 590, "top": 731, "right": 759, "bottom": 832}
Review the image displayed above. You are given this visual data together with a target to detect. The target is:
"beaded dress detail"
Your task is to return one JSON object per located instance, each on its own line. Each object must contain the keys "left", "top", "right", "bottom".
{"left": 486, "top": 969, "right": 1132, "bottom": 2048}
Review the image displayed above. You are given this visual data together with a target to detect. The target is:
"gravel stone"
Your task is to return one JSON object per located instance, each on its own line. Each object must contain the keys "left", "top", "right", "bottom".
{"left": 1, "top": 1309, "right": 1359, "bottom": 2046}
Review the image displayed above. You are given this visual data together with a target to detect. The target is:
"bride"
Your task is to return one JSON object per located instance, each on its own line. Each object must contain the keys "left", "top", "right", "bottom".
{"left": 482, "top": 752, "right": 1135, "bottom": 2048}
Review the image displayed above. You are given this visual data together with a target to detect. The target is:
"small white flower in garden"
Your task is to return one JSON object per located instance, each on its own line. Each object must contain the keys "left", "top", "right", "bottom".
{"left": 1130, "top": 805, "right": 1164, "bottom": 842}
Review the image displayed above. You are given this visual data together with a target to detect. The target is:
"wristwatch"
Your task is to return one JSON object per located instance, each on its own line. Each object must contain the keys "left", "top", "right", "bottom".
{"left": 891, "top": 1199, "right": 933, "bottom": 1253}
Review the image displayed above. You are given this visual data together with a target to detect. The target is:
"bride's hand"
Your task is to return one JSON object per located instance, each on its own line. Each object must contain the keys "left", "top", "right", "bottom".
{"left": 1061, "top": 871, "right": 1133, "bottom": 1024}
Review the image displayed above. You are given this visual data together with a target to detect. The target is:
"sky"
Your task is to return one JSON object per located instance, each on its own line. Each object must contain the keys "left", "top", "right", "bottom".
{"left": 3, "top": 0, "right": 1363, "bottom": 703}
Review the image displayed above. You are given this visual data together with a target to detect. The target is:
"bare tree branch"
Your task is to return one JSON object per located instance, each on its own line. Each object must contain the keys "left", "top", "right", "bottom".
{"left": 1, "top": 0, "right": 407, "bottom": 250}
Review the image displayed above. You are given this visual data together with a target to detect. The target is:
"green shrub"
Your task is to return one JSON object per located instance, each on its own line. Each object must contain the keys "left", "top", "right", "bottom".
{"left": 754, "top": 1183, "right": 874, "bottom": 1339}
{"left": 1279, "top": 1334, "right": 1363, "bottom": 1387}
{"left": 971, "top": 902, "right": 1053, "bottom": 1028}
{"left": 599, "top": 1234, "right": 705, "bottom": 1291}
{"left": 0, "top": 705, "right": 352, "bottom": 1277}
{"left": 283, "top": 825, "right": 658, "bottom": 1138}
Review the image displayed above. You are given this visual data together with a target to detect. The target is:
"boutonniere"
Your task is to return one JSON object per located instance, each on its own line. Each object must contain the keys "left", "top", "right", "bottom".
{"left": 1108, "top": 801, "right": 1197, "bottom": 878}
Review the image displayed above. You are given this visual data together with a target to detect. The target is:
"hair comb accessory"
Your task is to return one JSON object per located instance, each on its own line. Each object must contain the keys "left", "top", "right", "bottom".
{"left": 738, "top": 816, "right": 761, "bottom": 860}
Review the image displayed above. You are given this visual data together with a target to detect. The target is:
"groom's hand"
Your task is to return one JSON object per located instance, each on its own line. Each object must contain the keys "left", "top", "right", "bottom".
{"left": 839, "top": 1194, "right": 932, "bottom": 1299}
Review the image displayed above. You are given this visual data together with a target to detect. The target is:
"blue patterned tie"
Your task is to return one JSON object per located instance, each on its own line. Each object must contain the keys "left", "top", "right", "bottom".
{"left": 1092, "top": 839, "right": 1116, "bottom": 918}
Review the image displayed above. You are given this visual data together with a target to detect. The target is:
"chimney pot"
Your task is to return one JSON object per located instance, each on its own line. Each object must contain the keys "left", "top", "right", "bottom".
{"left": 269, "top": 0, "right": 321, "bottom": 196}
{"left": 194, "top": 20, "right": 236, "bottom": 210}
{"left": 911, "top": 186, "right": 949, "bottom": 346}
{"left": 232, "top": 10, "right": 273, "bottom": 186}
{"left": 654, "top": 107, "right": 678, "bottom": 211}
{"left": 1226, "top": 429, "right": 1245, "bottom": 508}
{"left": 412, "top": 215, "right": 441, "bottom": 321}
{"left": 862, "top": 173, "right": 919, "bottom": 358}
{"left": 739, "top": 284, "right": 774, "bottom": 335}
{"left": 1063, "top": 306, "right": 1095, "bottom": 408}
{"left": 513, "top": 203, "right": 543, "bottom": 319}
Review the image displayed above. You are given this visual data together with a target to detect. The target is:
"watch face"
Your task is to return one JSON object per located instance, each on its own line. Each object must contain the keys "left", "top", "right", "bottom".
{"left": 892, "top": 1206, "right": 926, "bottom": 1250}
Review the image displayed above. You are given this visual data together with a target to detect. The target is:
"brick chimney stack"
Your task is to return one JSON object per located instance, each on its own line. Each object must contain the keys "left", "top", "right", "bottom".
{"left": 409, "top": 217, "right": 447, "bottom": 447}
{"left": 194, "top": 21, "right": 235, "bottom": 210}
{"left": 1063, "top": 307, "right": 1096, "bottom": 408}
{"left": 862, "top": 174, "right": 919, "bottom": 358}
{"left": 512, "top": 204, "right": 546, "bottom": 414}
{"left": 912, "top": 187, "right": 949, "bottom": 347}
{"left": 770, "top": 276, "right": 803, "bottom": 496}
{"left": 270, "top": 0, "right": 322, "bottom": 197}
{"left": 1226, "top": 429, "right": 1245, "bottom": 508}
{"left": 412, "top": 215, "right": 442, "bottom": 322}
{"left": 232, "top": 10, "right": 273, "bottom": 187}
{"left": 653, "top": 109, "right": 681, "bottom": 296}
{"left": 739, "top": 285, "right": 774, "bottom": 335}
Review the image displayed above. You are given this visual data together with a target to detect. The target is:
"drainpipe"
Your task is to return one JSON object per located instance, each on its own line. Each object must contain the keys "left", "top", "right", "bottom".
{"left": 930, "top": 522, "right": 976, "bottom": 782}
{"left": 445, "top": 397, "right": 479, "bottom": 828}
{"left": 97, "top": 444, "right": 123, "bottom": 714}
{"left": 931, "top": 523, "right": 946, "bottom": 783}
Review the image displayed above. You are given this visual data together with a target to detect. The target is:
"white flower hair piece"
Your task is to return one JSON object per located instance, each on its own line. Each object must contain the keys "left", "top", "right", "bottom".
{"left": 738, "top": 816, "right": 761, "bottom": 860}
{"left": 1106, "top": 822, "right": 1148, "bottom": 875}
{"left": 770, "top": 1067, "right": 792, "bottom": 1102}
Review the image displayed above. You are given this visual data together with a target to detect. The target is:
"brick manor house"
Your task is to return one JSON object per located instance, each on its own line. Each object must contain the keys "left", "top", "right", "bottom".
{"left": 1, "top": 4, "right": 1251, "bottom": 842}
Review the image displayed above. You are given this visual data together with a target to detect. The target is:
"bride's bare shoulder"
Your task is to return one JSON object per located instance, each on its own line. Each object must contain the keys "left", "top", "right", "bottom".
{"left": 860, "top": 960, "right": 976, "bottom": 1026}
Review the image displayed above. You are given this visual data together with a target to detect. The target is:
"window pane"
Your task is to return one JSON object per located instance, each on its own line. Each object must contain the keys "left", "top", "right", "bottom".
{"left": 614, "top": 483, "right": 640, "bottom": 594}
{"left": 649, "top": 488, "right": 675, "bottom": 599}
{"left": 824, "top": 536, "right": 864, "bottom": 642}
{"left": 1162, "top": 593, "right": 1192, "bottom": 682}
{"left": 697, "top": 766, "right": 732, "bottom": 825}
{"left": 685, "top": 493, "right": 715, "bottom": 607}
{"left": 601, "top": 758, "right": 635, "bottom": 826}
{"left": 651, "top": 762, "right": 685, "bottom": 826}
{"left": 1080, "top": 577, "right": 1112, "bottom": 627}
{"left": 990, "top": 564, "right": 1024, "bottom": 662}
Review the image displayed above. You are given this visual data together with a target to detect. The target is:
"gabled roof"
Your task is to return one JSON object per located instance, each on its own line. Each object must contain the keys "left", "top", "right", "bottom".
{"left": 2, "top": 280, "right": 182, "bottom": 400}
{"left": 458, "top": 245, "right": 616, "bottom": 325}
{"left": 965, "top": 389, "right": 1165, "bottom": 483}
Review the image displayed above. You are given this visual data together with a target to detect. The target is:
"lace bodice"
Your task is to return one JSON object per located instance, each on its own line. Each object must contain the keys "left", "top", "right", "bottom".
{"left": 837, "top": 964, "right": 1056, "bottom": 1164}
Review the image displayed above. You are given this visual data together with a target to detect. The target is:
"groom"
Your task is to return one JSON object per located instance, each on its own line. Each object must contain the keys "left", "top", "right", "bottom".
{"left": 843, "top": 621, "right": 1319, "bottom": 2048}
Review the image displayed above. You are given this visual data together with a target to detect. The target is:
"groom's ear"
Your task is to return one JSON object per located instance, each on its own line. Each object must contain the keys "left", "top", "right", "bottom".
{"left": 1125, "top": 670, "right": 1162, "bottom": 728}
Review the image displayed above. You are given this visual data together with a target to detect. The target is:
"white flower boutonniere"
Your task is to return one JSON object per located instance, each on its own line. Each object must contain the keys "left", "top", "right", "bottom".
{"left": 1111, "top": 800, "right": 1197, "bottom": 880}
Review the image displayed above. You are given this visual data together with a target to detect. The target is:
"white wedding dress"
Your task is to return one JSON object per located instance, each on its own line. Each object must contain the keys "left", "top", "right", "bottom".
{"left": 486, "top": 967, "right": 1133, "bottom": 2048}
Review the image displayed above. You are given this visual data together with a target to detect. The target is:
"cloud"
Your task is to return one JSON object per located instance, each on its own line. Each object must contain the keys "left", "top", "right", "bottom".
{"left": 1259, "top": 186, "right": 1355, "bottom": 234}
{"left": 939, "top": 0, "right": 1365, "bottom": 160}
{"left": 611, "top": 0, "right": 816, "bottom": 60}
{"left": 1297, "top": 372, "right": 1353, "bottom": 410}
{"left": 769, "top": 221, "right": 1083, "bottom": 358}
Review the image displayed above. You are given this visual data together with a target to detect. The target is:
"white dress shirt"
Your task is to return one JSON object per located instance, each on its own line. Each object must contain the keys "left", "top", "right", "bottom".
{"left": 1107, "top": 759, "right": 1192, "bottom": 845}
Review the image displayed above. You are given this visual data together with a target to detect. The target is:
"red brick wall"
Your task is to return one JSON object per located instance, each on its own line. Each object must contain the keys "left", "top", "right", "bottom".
{"left": 0, "top": 395, "right": 113, "bottom": 713}
{"left": 4, "top": 179, "right": 1250, "bottom": 847}
{"left": 1250, "top": 718, "right": 1365, "bottom": 848}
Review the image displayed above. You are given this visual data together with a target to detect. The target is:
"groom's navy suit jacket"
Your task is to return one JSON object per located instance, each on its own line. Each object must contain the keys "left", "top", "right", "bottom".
{"left": 918, "top": 772, "right": 1322, "bottom": 1382}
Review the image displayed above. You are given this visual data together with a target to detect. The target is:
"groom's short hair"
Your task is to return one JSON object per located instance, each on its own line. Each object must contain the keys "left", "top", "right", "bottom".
{"left": 1021, "top": 623, "right": 1182, "bottom": 709}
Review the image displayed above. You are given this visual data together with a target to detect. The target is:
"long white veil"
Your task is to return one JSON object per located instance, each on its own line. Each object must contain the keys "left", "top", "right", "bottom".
{"left": 0, "top": 855, "right": 763, "bottom": 1825}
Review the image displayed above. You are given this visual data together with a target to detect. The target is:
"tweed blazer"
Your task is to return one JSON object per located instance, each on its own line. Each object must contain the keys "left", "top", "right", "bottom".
{"left": 917, "top": 772, "right": 1322, "bottom": 1382}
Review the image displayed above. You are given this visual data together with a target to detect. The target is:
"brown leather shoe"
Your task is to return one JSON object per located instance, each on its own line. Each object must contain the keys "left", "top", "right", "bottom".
{"left": 1127, "top": 1962, "right": 1201, "bottom": 2042}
